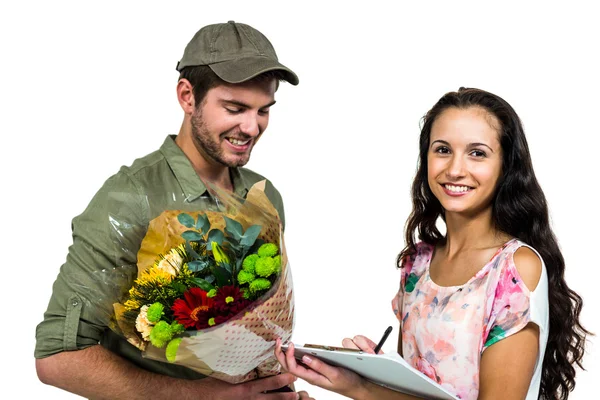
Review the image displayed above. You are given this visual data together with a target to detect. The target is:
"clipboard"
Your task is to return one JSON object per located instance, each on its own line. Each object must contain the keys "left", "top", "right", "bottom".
{"left": 282, "top": 344, "right": 457, "bottom": 400}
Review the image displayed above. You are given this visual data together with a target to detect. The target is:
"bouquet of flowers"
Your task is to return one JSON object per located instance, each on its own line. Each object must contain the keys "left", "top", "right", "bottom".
{"left": 109, "top": 181, "right": 294, "bottom": 383}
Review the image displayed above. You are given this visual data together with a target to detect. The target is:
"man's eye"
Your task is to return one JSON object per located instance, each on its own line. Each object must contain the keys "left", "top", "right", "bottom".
{"left": 258, "top": 109, "right": 270, "bottom": 115}
{"left": 225, "top": 107, "right": 242, "bottom": 114}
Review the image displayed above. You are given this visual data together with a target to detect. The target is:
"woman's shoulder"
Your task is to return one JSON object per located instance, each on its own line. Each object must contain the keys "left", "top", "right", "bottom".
{"left": 501, "top": 239, "right": 544, "bottom": 293}
{"left": 512, "top": 242, "right": 543, "bottom": 292}
{"left": 401, "top": 241, "right": 435, "bottom": 275}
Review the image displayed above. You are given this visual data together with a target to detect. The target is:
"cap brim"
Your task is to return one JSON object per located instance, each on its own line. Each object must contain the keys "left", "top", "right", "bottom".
{"left": 209, "top": 56, "right": 299, "bottom": 86}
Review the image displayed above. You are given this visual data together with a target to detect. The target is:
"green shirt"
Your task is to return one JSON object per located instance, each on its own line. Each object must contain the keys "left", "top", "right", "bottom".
{"left": 35, "top": 135, "right": 285, "bottom": 379}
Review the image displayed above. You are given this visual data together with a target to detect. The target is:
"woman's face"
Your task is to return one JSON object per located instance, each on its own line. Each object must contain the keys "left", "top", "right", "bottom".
{"left": 427, "top": 106, "right": 503, "bottom": 217}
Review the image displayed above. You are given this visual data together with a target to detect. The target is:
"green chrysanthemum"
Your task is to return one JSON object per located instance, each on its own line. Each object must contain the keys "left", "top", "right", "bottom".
{"left": 207, "top": 288, "right": 217, "bottom": 298}
{"left": 171, "top": 322, "right": 185, "bottom": 335}
{"left": 146, "top": 302, "right": 164, "bottom": 323}
{"left": 238, "top": 270, "right": 255, "bottom": 285}
{"left": 241, "top": 288, "right": 251, "bottom": 299}
{"left": 258, "top": 243, "right": 279, "bottom": 258}
{"left": 273, "top": 255, "right": 281, "bottom": 273}
{"left": 249, "top": 278, "right": 271, "bottom": 293}
{"left": 242, "top": 254, "right": 259, "bottom": 274}
{"left": 149, "top": 321, "right": 173, "bottom": 348}
{"left": 166, "top": 338, "right": 183, "bottom": 363}
{"left": 255, "top": 257, "right": 276, "bottom": 278}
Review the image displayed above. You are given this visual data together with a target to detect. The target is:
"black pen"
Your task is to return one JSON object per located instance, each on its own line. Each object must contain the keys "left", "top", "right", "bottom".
{"left": 373, "top": 326, "right": 393, "bottom": 354}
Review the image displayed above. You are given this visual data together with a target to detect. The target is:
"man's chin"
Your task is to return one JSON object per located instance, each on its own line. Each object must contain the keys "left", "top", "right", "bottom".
{"left": 222, "top": 157, "right": 250, "bottom": 168}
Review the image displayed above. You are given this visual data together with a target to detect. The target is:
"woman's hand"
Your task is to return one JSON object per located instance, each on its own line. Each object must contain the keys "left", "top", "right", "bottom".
{"left": 274, "top": 338, "right": 369, "bottom": 399}
{"left": 341, "top": 335, "right": 382, "bottom": 354}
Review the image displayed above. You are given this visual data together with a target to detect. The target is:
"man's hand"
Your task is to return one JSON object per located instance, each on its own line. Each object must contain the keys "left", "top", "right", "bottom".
{"left": 199, "top": 373, "right": 309, "bottom": 399}
{"left": 36, "top": 346, "right": 311, "bottom": 400}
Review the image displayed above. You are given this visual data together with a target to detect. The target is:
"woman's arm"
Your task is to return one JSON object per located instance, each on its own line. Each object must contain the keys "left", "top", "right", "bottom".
{"left": 275, "top": 339, "right": 422, "bottom": 400}
{"left": 478, "top": 246, "right": 542, "bottom": 399}
{"left": 478, "top": 322, "right": 539, "bottom": 399}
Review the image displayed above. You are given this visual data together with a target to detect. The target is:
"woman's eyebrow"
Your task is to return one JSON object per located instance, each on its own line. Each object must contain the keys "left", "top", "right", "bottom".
{"left": 431, "top": 140, "right": 494, "bottom": 153}
{"left": 430, "top": 139, "right": 449, "bottom": 148}
{"left": 468, "top": 142, "right": 494, "bottom": 152}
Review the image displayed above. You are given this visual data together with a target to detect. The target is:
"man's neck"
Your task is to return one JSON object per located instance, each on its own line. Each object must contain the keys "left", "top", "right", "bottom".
{"left": 196, "top": 166, "right": 234, "bottom": 193}
{"left": 175, "top": 126, "right": 234, "bottom": 192}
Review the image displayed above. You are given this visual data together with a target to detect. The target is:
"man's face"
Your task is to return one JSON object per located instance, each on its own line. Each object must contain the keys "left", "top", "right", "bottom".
{"left": 191, "top": 79, "right": 277, "bottom": 168}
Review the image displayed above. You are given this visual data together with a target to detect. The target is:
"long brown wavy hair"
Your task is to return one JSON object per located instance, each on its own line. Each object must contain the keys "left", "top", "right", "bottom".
{"left": 398, "top": 87, "right": 590, "bottom": 399}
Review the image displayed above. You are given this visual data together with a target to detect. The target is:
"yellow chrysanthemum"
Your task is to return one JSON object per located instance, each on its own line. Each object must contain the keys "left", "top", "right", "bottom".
{"left": 124, "top": 299, "right": 143, "bottom": 311}
{"left": 137, "top": 267, "right": 174, "bottom": 286}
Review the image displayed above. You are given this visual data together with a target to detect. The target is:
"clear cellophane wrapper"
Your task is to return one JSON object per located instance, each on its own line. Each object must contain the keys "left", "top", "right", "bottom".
{"left": 107, "top": 180, "right": 294, "bottom": 383}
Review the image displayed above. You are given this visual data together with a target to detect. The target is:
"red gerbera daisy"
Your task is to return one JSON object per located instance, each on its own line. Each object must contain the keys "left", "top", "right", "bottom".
{"left": 172, "top": 287, "right": 215, "bottom": 329}
{"left": 213, "top": 285, "right": 251, "bottom": 316}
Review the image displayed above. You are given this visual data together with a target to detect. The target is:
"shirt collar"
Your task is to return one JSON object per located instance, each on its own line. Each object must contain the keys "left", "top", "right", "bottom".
{"left": 160, "top": 135, "right": 250, "bottom": 202}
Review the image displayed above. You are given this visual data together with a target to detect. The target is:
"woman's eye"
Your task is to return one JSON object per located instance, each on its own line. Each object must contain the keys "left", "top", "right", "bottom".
{"left": 470, "top": 150, "right": 486, "bottom": 157}
{"left": 435, "top": 146, "right": 450, "bottom": 154}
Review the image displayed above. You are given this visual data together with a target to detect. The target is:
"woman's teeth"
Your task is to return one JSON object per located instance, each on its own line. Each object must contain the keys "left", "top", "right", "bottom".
{"left": 444, "top": 184, "right": 471, "bottom": 193}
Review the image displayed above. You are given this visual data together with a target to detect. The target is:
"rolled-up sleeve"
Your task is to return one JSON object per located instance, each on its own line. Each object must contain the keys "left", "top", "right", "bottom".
{"left": 35, "top": 172, "right": 148, "bottom": 358}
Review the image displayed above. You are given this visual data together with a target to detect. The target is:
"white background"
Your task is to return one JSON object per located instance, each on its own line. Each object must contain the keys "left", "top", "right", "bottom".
{"left": 1, "top": 1, "right": 598, "bottom": 398}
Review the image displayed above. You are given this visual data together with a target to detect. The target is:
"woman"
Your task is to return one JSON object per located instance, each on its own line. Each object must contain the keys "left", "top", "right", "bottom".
{"left": 275, "top": 88, "right": 589, "bottom": 399}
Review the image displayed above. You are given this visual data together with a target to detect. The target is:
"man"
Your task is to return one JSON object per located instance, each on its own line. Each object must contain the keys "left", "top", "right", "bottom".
{"left": 35, "top": 21, "right": 311, "bottom": 399}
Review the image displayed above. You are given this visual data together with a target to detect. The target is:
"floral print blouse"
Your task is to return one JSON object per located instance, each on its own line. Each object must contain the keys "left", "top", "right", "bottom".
{"left": 391, "top": 239, "right": 549, "bottom": 400}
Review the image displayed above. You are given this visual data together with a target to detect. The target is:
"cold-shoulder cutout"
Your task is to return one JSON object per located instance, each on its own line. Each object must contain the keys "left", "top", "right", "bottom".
{"left": 513, "top": 246, "right": 543, "bottom": 292}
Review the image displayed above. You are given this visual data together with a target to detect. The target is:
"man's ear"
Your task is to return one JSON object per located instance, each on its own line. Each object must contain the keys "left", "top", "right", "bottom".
{"left": 177, "top": 78, "right": 196, "bottom": 115}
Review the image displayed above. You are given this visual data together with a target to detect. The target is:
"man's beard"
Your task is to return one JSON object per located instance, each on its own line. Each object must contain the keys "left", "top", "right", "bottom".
{"left": 190, "top": 108, "right": 252, "bottom": 168}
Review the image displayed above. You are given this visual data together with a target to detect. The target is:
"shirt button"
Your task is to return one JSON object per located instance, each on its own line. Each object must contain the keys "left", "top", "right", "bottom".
{"left": 72, "top": 300, "right": 79, "bottom": 306}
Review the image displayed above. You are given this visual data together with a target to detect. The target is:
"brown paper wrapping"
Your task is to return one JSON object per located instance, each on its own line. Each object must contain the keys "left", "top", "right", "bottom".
{"left": 113, "top": 180, "right": 294, "bottom": 383}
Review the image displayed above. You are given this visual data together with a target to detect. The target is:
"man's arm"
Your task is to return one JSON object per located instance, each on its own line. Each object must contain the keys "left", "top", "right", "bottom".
{"left": 36, "top": 345, "right": 299, "bottom": 400}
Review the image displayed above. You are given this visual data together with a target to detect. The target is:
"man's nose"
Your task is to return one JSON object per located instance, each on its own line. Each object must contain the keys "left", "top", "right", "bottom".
{"left": 239, "top": 113, "right": 260, "bottom": 137}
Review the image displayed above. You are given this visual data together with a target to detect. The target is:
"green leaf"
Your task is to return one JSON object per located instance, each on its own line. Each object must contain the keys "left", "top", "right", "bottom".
{"left": 234, "top": 258, "right": 244, "bottom": 277}
{"left": 206, "top": 229, "right": 224, "bottom": 250}
{"left": 224, "top": 216, "right": 243, "bottom": 239}
{"left": 241, "top": 224, "right": 262, "bottom": 247}
{"left": 184, "top": 242, "right": 202, "bottom": 260}
{"left": 227, "top": 236, "right": 240, "bottom": 247}
{"left": 213, "top": 265, "right": 232, "bottom": 286}
{"left": 188, "top": 260, "right": 210, "bottom": 273}
{"left": 249, "top": 238, "right": 265, "bottom": 254}
{"left": 177, "top": 213, "right": 195, "bottom": 228}
{"left": 170, "top": 281, "right": 187, "bottom": 295}
{"left": 195, "top": 214, "right": 210, "bottom": 234}
{"left": 190, "top": 278, "right": 215, "bottom": 292}
{"left": 181, "top": 231, "right": 203, "bottom": 241}
{"left": 220, "top": 261, "right": 232, "bottom": 274}
{"left": 228, "top": 244, "right": 241, "bottom": 255}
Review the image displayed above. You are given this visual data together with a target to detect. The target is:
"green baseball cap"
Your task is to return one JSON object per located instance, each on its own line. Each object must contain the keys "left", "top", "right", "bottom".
{"left": 176, "top": 21, "right": 299, "bottom": 86}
